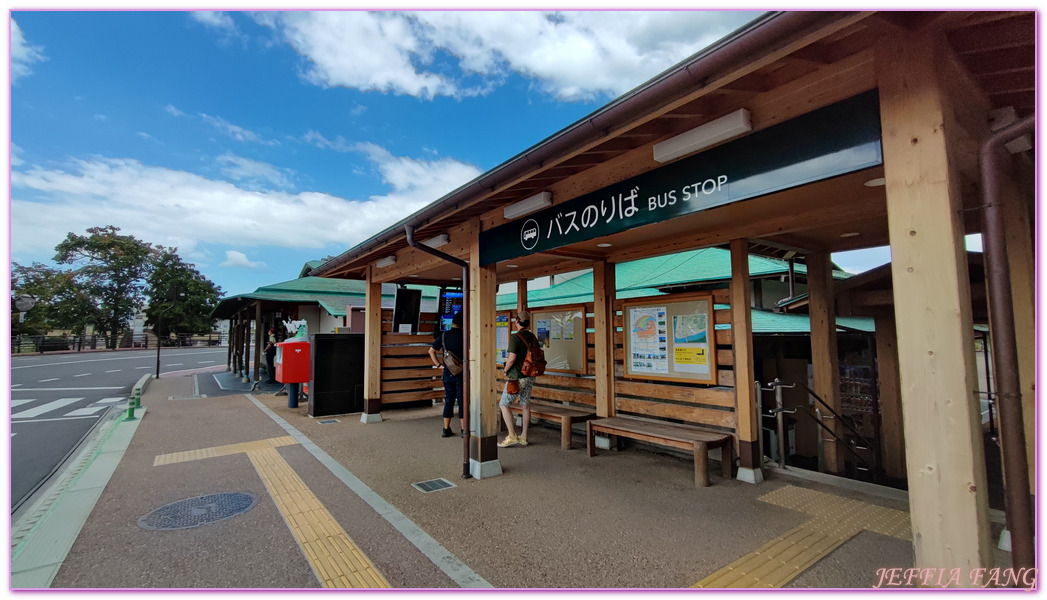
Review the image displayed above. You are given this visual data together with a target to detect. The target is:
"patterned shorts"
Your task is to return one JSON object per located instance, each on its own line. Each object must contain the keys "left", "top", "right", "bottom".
{"left": 499, "top": 377, "right": 535, "bottom": 407}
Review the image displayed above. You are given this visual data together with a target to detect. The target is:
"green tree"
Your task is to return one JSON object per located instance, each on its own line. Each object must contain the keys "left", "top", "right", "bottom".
{"left": 53, "top": 226, "right": 154, "bottom": 349}
{"left": 145, "top": 247, "right": 222, "bottom": 340}
{"left": 11, "top": 262, "right": 98, "bottom": 336}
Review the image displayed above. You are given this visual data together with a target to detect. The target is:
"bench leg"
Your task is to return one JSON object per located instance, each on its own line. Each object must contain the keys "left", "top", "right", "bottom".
{"left": 694, "top": 441, "right": 710, "bottom": 487}
{"left": 721, "top": 441, "right": 734, "bottom": 479}
{"left": 561, "top": 417, "right": 573, "bottom": 450}
{"left": 586, "top": 422, "right": 596, "bottom": 457}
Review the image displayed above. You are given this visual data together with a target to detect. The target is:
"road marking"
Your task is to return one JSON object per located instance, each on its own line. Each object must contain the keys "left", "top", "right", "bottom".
{"left": 11, "top": 433, "right": 15, "bottom": 437}
{"left": 135, "top": 366, "right": 151, "bottom": 370}
{"left": 73, "top": 373, "right": 92, "bottom": 378}
{"left": 97, "top": 397, "right": 125, "bottom": 403}
{"left": 38, "top": 378, "right": 59, "bottom": 383}
{"left": 11, "top": 349, "right": 228, "bottom": 369}
{"left": 64, "top": 406, "right": 108, "bottom": 417}
{"left": 12, "top": 400, "right": 35, "bottom": 407}
{"left": 13, "top": 397, "right": 84, "bottom": 419}
{"left": 168, "top": 363, "right": 183, "bottom": 366}
{"left": 11, "top": 387, "right": 124, "bottom": 392}
{"left": 199, "top": 360, "right": 216, "bottom": 364}
{"left": 9, "top": 415, "right": 103, "bottom": 424}
{"left": 154, "top": 437, "right": 391, "bottom": 588}
{"left": 105, "top": 369, "right": 122, "bottom": 373}
{"left": 693, "top": 486, "right": 911, "bottom": 588}
{"left": 11, "top": 384, "right": 22, "bottom": 388}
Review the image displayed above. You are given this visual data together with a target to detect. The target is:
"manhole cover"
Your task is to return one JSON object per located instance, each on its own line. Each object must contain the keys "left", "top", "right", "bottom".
{"left": 138, "top": 492, "right": 258, "bottom": 531}
{"left": 411, "top": 478, "right": 457, "bottom": 493}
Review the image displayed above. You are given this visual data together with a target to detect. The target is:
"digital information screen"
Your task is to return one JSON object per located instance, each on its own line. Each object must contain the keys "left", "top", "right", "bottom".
{"left": 438, "top": 288, "right": 463, "bottom": 331}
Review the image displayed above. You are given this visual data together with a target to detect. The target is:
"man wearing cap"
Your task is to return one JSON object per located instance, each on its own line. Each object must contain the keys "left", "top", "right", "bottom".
{"left": 498, "top": 310, "right": 538, "bottom": 447}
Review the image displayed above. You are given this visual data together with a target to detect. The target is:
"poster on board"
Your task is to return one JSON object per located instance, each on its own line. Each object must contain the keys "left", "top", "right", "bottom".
{"left": 529, "top": 306, "right": 587, "bottom": 374}
{"left": 496, "top": 314, "right": 511, "bottom": 364}
{"left": 623, "top": 293, "right": 717, "bottom": 384}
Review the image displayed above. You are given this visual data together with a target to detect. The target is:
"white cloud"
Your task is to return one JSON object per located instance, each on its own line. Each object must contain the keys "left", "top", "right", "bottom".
{"left": 165, "top": 104, "right": 185, "bottom": 117}
{"left": 94, "top": 114, "right": 108, "bottom": 121}
{"left": 11, "top": 143, "right": 25, "bottom": 167}
{"left": 12, "top": 19, "right": 47, "bottom": 84}
{"left": 219, "top": 250, "right": 266, "bottom": 269}
{"left": 200, "top": 113, "right": 279, "bottom": 145}
{"left": 258, "top": 10, "right": 761, "bottom": 101}
{"left": 217, "top": 153, "right": 293, "bottom": 189}
{"left": 136, "top": 131, "right": 159, "bottom": 142}
{"left": 302, "top": 130, "right": 353, "bottom": 152}
{"left": 10, "top": 147, "right": 479, "bottom": 263}
{"left": 190, "top": 11, "right": 238, "bottom": 33}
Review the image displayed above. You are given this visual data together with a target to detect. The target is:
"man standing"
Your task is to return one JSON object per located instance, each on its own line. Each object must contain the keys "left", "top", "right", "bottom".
{"left": 429, "top": 311, "right": 464, "bottom": 437}
{"left": 498, "top": 310, "right": 537, "bottom": 447}
{"left": 264, "top": 327, "right": 278, "bottom": 384}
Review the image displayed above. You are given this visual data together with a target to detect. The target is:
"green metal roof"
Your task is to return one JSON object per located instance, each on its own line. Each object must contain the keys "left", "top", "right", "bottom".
{"left": 213, "top": 277, "right": 439, "bottom": 319}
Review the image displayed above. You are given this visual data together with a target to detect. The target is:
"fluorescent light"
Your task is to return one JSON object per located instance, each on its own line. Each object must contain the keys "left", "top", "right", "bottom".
{"left": 376, "top": 256, "right": 397, "bottom": 268}
{"left": 423, "top": 233, "right": 450, "bottom": 248}
{"left": 504, "top": 191, "right": 552, "bottom": 220}
{"left": 653, "top": 108, "right": 752, "bottom": 163}
{"left": 596, "top": 243, "right": 612, "bottom": 248}
{"left": 863, "top": 177, "right": 886, "bottom": 187}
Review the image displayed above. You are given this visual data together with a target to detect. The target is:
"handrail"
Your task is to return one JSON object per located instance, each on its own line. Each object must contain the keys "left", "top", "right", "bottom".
{"left": 791, "top": 380, "right": 877, "bottom": 453}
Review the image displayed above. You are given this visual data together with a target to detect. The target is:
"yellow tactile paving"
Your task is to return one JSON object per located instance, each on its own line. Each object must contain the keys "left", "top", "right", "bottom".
{"left": 153, "top": 436, "right": 297, "bottom": 466}
{"left": 694, "top": 485, "right": 911, "bottom": 588}
{"left": 152, "top": 436, "right": 390, "bottom": 588}
{"left": 247, "top": 447, "right": 391, "bottom": 588}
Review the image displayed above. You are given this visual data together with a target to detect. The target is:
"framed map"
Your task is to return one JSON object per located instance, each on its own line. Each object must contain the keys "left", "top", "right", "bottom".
{"left": 622, "top": 292, "right": 717, "bottom": 384}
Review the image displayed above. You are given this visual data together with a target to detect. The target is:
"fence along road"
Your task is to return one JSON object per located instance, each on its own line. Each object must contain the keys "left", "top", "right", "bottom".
{"left": 10, "top": 347, "right": 229, "bottom": 514}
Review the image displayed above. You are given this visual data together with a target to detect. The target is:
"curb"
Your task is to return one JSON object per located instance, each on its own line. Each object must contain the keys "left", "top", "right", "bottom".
{"left": 10, "top": 408, "right": 148, "bottom": 588}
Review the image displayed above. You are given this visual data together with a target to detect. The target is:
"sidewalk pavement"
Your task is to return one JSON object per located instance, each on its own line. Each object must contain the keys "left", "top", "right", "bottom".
{"left": 13, "top": 369, "right": 932, "bottom": 590}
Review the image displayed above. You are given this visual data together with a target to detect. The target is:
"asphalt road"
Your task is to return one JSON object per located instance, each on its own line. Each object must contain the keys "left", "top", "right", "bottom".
{"left": 10, "top": 347, "right": 230, "bottom": 512}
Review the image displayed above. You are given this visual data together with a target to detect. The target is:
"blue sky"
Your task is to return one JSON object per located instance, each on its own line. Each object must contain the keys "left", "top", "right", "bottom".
{"left": 10, "top": 9, "right": 912, "bottom": 299}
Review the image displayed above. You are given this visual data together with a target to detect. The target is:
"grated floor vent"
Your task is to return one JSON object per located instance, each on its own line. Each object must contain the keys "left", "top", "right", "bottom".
{"left": 411, "top": 478, "right": 457, "bottom": 493}
{"left": 318, "top": 419, "right": 340, "bottom": 424}
{"left": 138, "top": 492, "right": 258, "bottom": 531}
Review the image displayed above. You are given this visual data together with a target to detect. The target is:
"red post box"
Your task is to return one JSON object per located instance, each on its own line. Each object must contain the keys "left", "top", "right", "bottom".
{"left": 275, "top": 340, "right": 310, "bottom": 383}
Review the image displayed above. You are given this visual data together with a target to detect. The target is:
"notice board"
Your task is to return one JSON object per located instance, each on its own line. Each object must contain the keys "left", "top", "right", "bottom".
{"left": 531, "top": 306, "right": 587, "bottom": 374}
{"left": 622, "top": 293, "right": 717, "bottom": 384}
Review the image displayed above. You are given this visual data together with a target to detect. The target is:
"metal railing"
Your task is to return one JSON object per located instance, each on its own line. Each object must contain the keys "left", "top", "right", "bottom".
{"left": 11, "top": 332, "right": 229, "bottom": 354}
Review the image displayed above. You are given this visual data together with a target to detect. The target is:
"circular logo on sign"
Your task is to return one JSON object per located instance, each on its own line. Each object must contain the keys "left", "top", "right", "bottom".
{"left": 520, "top": 219, "right": 540, "bottom": 251}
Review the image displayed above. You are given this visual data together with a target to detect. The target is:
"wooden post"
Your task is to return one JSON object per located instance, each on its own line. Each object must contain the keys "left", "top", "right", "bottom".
{"left": 593, "top": 261, "right": 616, "bottom": 418}
{"left": 877, "top": 30, "right": 992, "bottom": 579}
{"left": 516, "top": 278, "right": 527, "bottom": 314}
{"left": 807, "top": 252, "right": 843, "bottom": 474}
{"left": 730, "top": 239, "right": 760, "bottom": 482}
{"left": 242, "top": 312, "right": 252, "bottom": 383}
{"left": 874, "top": 313, "right": 906, "bottom": 480}
{"left": 253, "top": 302, "right": 262, "bottom": 382}
{"left": 362, "top": 265, "right": 383, "bottom": 423}
{"left": 468, "top": 219, "right": 501, "bottom": 478}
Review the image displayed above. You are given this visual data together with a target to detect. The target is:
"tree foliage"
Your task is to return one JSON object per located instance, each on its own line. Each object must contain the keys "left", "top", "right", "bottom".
{"left": 53, "top": 226, "right": 155, "bottom": 349}
{"left": 10, "top": 225, "right": 223, "bottom": 349}
{"left": 145, "top": 247, "right": 222, "bottom": 339}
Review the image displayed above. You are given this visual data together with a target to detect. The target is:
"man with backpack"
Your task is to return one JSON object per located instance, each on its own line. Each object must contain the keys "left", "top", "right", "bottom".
{"left": 498, "top": 310, "right": 541, "bottom": 447}
{"left": 429, "top": 311, "right": 465, "bottom": 438}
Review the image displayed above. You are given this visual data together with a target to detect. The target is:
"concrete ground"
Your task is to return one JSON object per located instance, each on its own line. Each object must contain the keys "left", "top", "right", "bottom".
{"left": 13, "top": 369, "right": 966, "bottom": 590}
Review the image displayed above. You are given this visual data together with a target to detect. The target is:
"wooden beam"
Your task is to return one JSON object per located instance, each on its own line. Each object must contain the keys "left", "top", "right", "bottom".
{"left": 593, "top": 261, "right": 616, "bottom": 419}
{"left": 807, "top": 252, "right": 843, "bottom": 474}
{"left": 877, "top": 30, "right": 992, "bottom": 578}
{"left": 874, "top": 314, "right": 906, "bottom": 480}
{"left": 729, "top": 239, "right": 759, "bottom": 476}
{"left": 516, "top": 278, "right": 527, "bottom": 314}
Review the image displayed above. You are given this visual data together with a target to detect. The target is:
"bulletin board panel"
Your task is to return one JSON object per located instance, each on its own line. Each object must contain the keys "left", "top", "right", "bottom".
{"left": 621, "top": 293, "right": 718, "bottom": 385}
{"left": 496, "top": 312, "right": 511, "bottom": 366}
{"left": 530, "top": 305, "right": 587, "bottom": 374}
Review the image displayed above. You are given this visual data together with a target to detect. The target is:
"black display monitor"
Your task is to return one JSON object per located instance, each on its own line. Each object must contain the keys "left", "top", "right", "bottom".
{"left": 392, "top": 287, "right": 422, "bottom": 334}
{"left": 437, "top": 288, "right": 463, "bottom": 332}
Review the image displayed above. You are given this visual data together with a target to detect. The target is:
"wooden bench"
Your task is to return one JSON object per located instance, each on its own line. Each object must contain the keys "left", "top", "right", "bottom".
{"left": 503, "top": 401, "right": 598, "bottom": 450}
{"left": 586, "top": 415, "right": 734, "bottom": 487}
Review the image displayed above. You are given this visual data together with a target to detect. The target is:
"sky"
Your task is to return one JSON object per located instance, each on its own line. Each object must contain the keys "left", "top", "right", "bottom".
{"left": 8, "top": 8, "right": 978, "bottom": 300}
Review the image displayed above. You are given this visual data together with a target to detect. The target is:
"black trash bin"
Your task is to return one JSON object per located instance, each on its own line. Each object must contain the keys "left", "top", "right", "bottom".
{"left": 308, "top": 333, "right": 366, "bottom": 417}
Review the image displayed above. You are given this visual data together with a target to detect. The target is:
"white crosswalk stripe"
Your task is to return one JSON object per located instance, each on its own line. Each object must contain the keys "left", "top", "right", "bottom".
{"left": 97, "top": 397, "right": 126, "bottom": 404}
{"left": 11, "top": 399, "right": 35, "bottom": 408}
{"left": 64, "top": 406, "right": 108, "bottom": 417}
{"left": 12, "top": 397, "right": 84, "bottom": 419}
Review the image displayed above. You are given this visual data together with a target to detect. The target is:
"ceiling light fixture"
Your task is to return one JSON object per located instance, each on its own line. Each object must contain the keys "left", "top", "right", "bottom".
{"left": 863, "top": 177, "right": 886, "bottom": 187}
{"left": 506, "top": 264, "right": 519, "bottom": 268}
{"left": 653, "top": 108, "right": 752, "bottom": 163}
{"left": 423, "top": 234, "right": 450, "bottom": 248}
{"left": 375, "top": 255, "right": 397, "bottom": 268}
{"left": 503, "top": 191, "right": 552, "bottom": 220}
{"left": 840, "top": 232, "right": 861, "bottom": 238}
{"left": 596, "top": 243, "right": 613, "bottom": 248}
